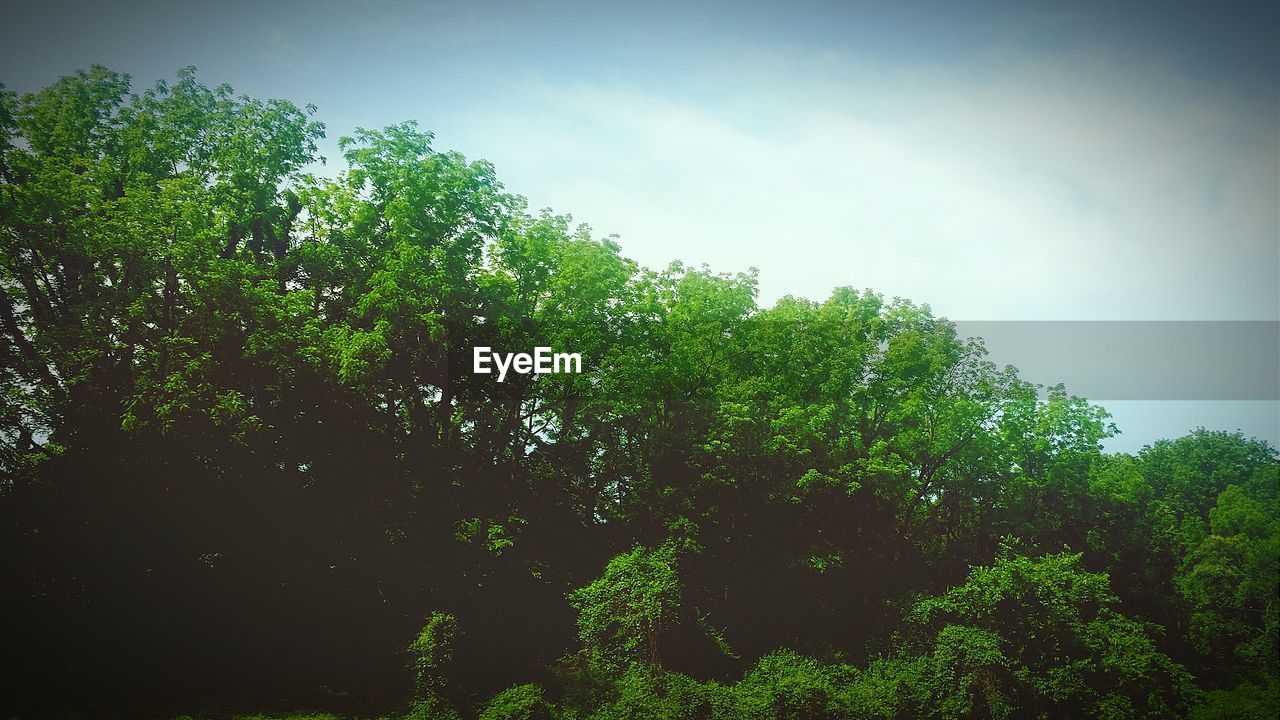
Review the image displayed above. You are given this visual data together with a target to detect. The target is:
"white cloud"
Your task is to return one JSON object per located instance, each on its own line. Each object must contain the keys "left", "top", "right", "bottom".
{"left": 448, "top": 48, "right": 1277, "bottom": 322}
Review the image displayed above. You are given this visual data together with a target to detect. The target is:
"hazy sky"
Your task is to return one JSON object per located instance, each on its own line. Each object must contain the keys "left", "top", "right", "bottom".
{"left": 3, "top": 0, "right": 1277, "bottom": 451}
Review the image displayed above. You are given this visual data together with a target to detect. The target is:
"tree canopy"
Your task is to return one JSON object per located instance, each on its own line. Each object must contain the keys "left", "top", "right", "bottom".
{"left": 1, "top": 67, "right": 1275, "bottom": 720}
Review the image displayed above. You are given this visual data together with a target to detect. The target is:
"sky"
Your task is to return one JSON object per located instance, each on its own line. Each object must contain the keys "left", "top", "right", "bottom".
{"left": 2, "top": 0, "right": 1277, "bottom": 451}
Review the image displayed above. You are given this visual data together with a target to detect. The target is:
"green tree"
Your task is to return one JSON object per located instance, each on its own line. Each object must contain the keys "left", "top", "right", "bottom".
{"left": 896, "top": 545, "right": 1196, "bottom": 719}
{"left": 570, "top": 540, "right": 685, "bottom": 674}
{"left": 1178, "top": 485, "right": 1279, "bottom": 686}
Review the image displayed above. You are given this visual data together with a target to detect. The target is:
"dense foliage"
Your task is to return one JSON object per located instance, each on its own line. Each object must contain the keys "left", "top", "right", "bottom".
{"left": 1, "top": 68, "right": 1276, "bottom": 719}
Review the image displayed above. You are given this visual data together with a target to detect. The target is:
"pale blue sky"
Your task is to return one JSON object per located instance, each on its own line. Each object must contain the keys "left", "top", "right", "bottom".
{"left": 3, "top": 0, "right": 1277, "bottom": 451}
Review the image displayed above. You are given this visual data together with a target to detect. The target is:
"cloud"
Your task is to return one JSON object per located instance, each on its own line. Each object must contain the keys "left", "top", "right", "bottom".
{"left": 448, "top": 46, "right": 1277, "bottom": 322}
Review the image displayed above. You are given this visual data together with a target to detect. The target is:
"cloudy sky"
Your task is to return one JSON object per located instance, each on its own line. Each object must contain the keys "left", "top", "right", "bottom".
{"left": 3, "top": 0, "right": 1277, "bottom": 451}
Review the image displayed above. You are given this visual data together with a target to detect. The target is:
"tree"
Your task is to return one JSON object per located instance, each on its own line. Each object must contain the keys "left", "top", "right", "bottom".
{"left": 570, "top": 540, "right": 685, "bottom": 674}
{"left": 3, "top": 65, "right": 1277, "bottom": 718}
{"left": 1177, "top": 485, "right": 1279, "bottom": 687}
{"left": 895, "top": 544, "right": 1197, "bottom": 719}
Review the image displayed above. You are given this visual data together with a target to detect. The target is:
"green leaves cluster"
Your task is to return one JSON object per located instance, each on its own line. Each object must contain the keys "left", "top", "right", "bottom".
{"left": 1, "top": 68, "right": 1276, "bottom": 720}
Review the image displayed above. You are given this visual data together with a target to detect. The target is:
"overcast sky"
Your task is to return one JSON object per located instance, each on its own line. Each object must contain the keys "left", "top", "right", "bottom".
{"left": 3, "top": 0, "right": 1277, "bottom": 451}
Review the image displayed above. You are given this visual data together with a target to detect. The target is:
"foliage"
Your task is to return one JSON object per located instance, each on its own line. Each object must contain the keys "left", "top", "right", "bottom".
{"left": 409, "top": 613, "right": 458, "bottom": 697}
{"left": 478, "top": 684, "right": 554, "bottom": 720}
{"left": 1177, "top": 485, "right": 1279, "bottom": 682}
{"left": 899, "top": 546, "right": 1197, "bottom": 718}
{"left": 570, "top": 541, "right": 684, "bottom": 674}
{"left": 0, "top": 67, "right": 1276, "bottom": 719}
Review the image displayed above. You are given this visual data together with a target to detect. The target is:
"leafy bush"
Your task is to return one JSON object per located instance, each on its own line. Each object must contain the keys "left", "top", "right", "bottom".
{"left": 479, "top": 684, "right": 554, "bottom": 720}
